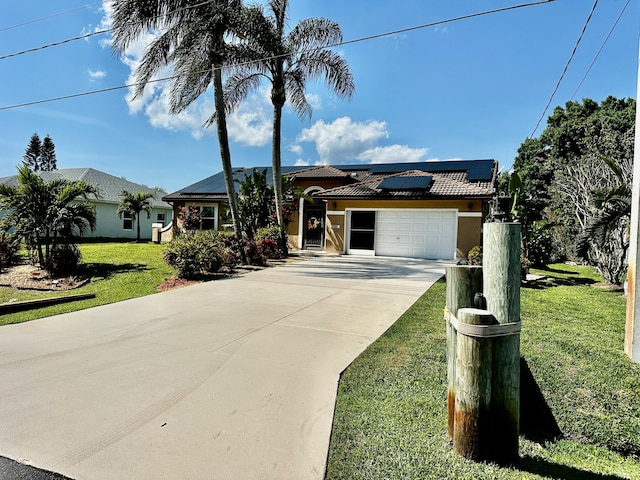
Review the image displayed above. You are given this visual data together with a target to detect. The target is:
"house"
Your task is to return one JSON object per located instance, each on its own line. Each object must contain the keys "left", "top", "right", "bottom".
{"left": 162, "top": 159, "right": 498, "bottom": 261}
{"left": 0, "top": 168, "right": 173, "bottom": 240}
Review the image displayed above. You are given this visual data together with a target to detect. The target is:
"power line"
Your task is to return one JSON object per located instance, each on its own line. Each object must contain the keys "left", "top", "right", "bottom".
{"left": 530, "top": 0, "right": 599, "bottom": 137}
{"left": 570, "top": 0, "right": 631, "bottom": 101}
{"left": 0, "top": 30, "right": 109, "bottom": 61}
{"left": 0, "top": 0, "right": 217, "bottom": 62}
{"left": 0, "top": 0, "right": 555, "bottom": 112}
{"left": 337, "top": 0, "right": 556, "bottom": 48}
{"left": 0, "top": 2, "right": 103, "bottom": 33}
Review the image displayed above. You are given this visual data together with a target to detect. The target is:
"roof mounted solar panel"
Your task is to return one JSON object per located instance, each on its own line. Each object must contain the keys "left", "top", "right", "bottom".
{"left": 379, "top": 176, "right": 432, "bottom": 190}
{"left": 466, "top": 161, "right": 494, "bottom": 181}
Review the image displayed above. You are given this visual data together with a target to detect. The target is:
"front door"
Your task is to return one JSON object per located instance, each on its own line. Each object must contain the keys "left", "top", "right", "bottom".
{"left": 302, "top": 201, "right": 326, "bottom": 249}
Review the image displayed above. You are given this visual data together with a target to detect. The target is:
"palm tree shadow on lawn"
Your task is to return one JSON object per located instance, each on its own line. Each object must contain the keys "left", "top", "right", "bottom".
{"left": 81, "top": 262, "right": 150, "bottom": 280}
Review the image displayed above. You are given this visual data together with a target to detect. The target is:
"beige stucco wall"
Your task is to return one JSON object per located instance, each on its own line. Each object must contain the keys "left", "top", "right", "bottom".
{"left": 174, "top": 198, "right": 486, "bottom": 259}
{"left": 288, "top": 198, "right": 485, "bottom": 258}
{"left": 457, "top": 216, "right": 483, "bottom": 259}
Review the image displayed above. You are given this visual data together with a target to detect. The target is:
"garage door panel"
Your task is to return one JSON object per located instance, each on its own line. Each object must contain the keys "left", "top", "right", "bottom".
{"left": 375, "top": 210, "right": 456, "bottom": 260}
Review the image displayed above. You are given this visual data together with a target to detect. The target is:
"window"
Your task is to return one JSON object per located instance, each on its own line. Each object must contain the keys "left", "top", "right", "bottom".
{"left": 200, "top": 206, "right": 216, "bottom": 230}
{"left": 157, "top": 213, "right": 165, "bottom": 227}
{"left": 123, "top": 211, "right": 133, "bottom": 230}
{"left": 349, "top": 211, "right": 375, "bottom": 250}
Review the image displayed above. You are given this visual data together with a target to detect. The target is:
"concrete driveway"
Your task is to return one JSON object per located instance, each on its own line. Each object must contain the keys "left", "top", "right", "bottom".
{"left": 0, "top": 256, "right": 446, "bottom": 480}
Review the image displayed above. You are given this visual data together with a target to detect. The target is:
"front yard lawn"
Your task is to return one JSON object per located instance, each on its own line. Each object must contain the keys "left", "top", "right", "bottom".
{"left": 0, "top": 242, "right": 175, "bottom": 325}
{"left": 326, "top": 264, "right": 640, "bottom": 479}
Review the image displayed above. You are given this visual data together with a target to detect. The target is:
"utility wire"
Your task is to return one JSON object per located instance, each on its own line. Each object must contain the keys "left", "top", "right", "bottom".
{"left": 530, "top": 0, "right": 599, "bottom": 137}
{"left": 0, "top": 0, "right": 217, "bottom": 62}
{"left": 1, "top": 0, "right": 555, "bottom": 62}
{"left": 570, "top": 0, "right": 631, "bottom": 100}
{"left": 0, "top": 2, "right": 103, "bottom": 33}
{"left": 0, "top": 0, "right": 555, "bottom": 112}
{"left": 0, "top": 30, "right": 109, "bottom": 61}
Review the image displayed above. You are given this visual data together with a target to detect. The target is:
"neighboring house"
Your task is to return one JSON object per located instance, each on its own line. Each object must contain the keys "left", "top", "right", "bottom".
{"left": 0, "top": 168, "right": 173, "bottom": 240}
{"left": 162, "top": 159, "right": 498, "bottom": 261}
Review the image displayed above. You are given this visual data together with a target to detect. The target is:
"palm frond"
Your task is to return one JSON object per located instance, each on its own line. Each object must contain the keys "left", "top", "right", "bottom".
{"left": 295, "top": 49, "right": 355, "bottom": 99}
{"left": 224, "top": 72, "right": 264, "bottom": 113}
{"left": 284, "top": 69, "right": 311, "bottom": 120}
{"left": 287, "top": 17, "right": 343, "bottom": 51}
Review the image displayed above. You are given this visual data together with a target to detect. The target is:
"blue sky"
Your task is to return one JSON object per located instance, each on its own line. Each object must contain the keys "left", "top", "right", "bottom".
{"left": 0, "top": 0, "right": 638, "bottom": 193}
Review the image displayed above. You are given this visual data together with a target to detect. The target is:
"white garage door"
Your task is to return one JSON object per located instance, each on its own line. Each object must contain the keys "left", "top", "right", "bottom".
{"left": 375, "top": 210, "right": 457, "bottom": 260}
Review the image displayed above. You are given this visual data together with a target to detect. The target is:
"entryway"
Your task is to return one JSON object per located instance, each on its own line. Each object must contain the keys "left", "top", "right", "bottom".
{"left": 302, "top": 199, "right": 326, "bottom": 249}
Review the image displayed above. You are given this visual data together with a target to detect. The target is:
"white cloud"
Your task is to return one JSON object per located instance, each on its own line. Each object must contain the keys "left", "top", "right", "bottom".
{"left": 288, "top": 144, "right": 303, "bottom": 155}
{"left": 227, "top": 92, "right": 272, "bottom": 147}
{"left": 357, "top": 145, "right": 429, "bottom": 164}
{"left": 88, "top": 69, "right": 107, "bottom": 81}
{"left": 296, "top": 117, "right": 388, "bottom": 164}
{"left": 294, "top": 159, "right": 310, "bottom": 166}
{"left": 293, "top": 116, "right": 431, "bottom": 165}
{"left": 306, "top": 93, "right": 322, "bottom": 111}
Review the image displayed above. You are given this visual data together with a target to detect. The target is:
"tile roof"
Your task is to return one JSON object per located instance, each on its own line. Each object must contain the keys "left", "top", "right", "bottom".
{"left": 314, "top": 170, "right": 495, "bottom": 199}
{"left": 0, "top": 168, "right": 171, "bottom": 208}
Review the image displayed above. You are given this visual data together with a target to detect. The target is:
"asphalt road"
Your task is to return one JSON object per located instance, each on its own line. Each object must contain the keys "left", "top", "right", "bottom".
{"left": 0, "top": 456, "right": 72, "bottom": 479}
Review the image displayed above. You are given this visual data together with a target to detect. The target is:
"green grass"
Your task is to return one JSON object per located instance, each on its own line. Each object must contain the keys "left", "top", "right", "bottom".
{"left": 326, "top": 264, "right": 640, "bottom": 480}
{"left": 0, "top": 242, "right": 175, "bottom": 325}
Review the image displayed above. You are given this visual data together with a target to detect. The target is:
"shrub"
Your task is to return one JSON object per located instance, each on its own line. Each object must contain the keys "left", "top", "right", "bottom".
{"left": 256, "top": 226, "right": 285, "bottom": 259}
{"left": 218, "top": 232, "right": 275, "bottom": 266}
{"left": 0, "top": 232, "right": 20, "bottom": 270}
{"left": 257, "top": 238, "right": 279, "bottom": 260}
{"left": 525, "top": 221, "right": 561, "bottom": 267}
{"left": 467, "top": 245, "right": 482, "bottom": 265}
{"left": 46, "top": 243, "right": 82, "bottom": 276}
{"left": 255, "top": 226, "right": 281, "bottom": 243}
{"left": 163, "top": 230, "right": 234, "bottom": 279}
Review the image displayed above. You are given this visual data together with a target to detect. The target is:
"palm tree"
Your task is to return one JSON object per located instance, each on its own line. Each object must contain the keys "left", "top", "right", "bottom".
{"left": 118, "top": 191, "right": 156, "bottom": 242}
{"left": 110, "top": 0, "right": 244, "bottom": 239}
{"left": 576, "top": 157, "right": 631, "bottom": 285}
{"left": 0, "top": 164, "right": 97, "bottom": 269}
{"left": 225, "top": 0, "right": 355, "bottom": 252}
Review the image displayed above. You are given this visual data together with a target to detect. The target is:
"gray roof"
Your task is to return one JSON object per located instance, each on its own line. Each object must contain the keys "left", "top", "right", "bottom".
{"left": 0, "top": 168, "right": 171, "bottom": 209}
{"left": 163, "top": 166, "right": 307, "bottom": 202}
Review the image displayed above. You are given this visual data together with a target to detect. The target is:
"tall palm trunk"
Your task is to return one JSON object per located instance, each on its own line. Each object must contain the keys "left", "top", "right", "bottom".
{"left": 271, "top": 67, "right": 287, "bottom": 254}
{"left": 213, "top": 63, "right": 245, "bottom": 261}
{"left": 272, "top": 101, "right": 286, "bottom": 254}
{"left": 136, "top": 215, "right": 141, "bottom": 242}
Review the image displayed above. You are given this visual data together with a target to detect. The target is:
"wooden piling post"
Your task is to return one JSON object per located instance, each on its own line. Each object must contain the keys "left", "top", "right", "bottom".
{"left": 483, "top": 222, "right": 521, "bottom": 463}
{"left": 453, "top": 308, "right": 495, "bottom": 460}
{"left": 445, "top": 265, "right": 482, "bottom": 438}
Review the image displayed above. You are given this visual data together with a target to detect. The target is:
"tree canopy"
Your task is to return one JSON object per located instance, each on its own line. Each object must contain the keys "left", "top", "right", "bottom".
{"left": 512, "top": 96, "right": 635, "bottom": 284}
{"left": 111, "top": 0, "right": 245, "bottom": 239}
{"left": 23, "top": 133, "right": 57, "bottom": 171}
{"left": 0, "top": 164, "right": 97, "bottom": 273}
{"left": 117, "top": 190, "right": 156, "bottom": 242}
{"left": 225, "top": 0, "right": 354, "bottom": 252}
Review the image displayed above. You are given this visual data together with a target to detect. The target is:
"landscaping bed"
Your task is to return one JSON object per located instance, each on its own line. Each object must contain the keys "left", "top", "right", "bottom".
{"left": 0, "top": 264, "right": 89, "bottom": 290}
